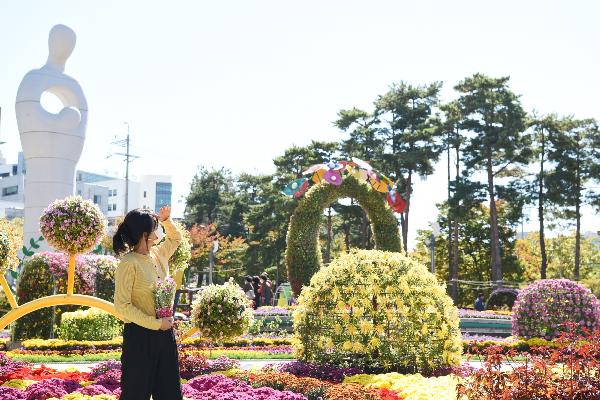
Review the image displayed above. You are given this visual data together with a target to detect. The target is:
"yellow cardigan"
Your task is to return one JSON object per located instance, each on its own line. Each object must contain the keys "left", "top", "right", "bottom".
{"left": 114, "top": 219, "right": 182, "bottom": 330}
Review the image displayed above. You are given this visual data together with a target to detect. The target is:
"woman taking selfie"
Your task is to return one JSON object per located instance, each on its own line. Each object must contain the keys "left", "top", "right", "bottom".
{"left": 113, "top": 206, "right": 183, "bottom": 400}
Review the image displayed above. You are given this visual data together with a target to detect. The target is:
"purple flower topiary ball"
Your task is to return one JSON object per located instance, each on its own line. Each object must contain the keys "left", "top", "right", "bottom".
{"left": 512, "top": 279, "right": 600, "bottom": 339}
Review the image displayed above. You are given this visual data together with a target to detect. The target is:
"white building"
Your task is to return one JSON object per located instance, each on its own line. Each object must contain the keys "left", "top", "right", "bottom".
{"left": 0, "top": 152, "right": 172, "bottom": 225}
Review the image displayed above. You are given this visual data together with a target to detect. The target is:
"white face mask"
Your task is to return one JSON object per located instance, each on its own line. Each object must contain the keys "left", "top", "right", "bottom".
{"left": 155, "top": 225, "right": 165, "bottom": 241}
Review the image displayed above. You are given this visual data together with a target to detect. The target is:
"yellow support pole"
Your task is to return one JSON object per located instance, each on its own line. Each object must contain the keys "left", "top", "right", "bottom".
{"left": 181, "top": 326, "right": 199, "bottom": 340}
{"left": 0, "top": 294, "right": 123, "bottom": 331}
{"left": 0, "top": 275, "right": 18, "bottom": 309}
{"left": 67, "top": 254, "right": 76, "bottom": 295}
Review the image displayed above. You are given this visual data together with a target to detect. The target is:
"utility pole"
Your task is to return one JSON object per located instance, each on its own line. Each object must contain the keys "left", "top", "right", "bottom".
{"left": 109, "top": 122, "right": 139, "bottom": 215}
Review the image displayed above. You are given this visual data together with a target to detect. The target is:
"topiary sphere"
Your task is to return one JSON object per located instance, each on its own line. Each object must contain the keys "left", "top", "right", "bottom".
{"left": 190, "top": 279, "right": 253, "bottom": 342}
{"left": 486, "top": 287, "right": 519, "bottom": 310}
{"left": 0, "top": 231, "right": 11, "bottom": 275}
{"left": 293, "top": 249, "right": 462, "bottom": 373}
{"left": 512, "top": 279, "right": 600, "bottom": 339}
{"left": 40, "top": 196, "right": 107, "bottom": 254}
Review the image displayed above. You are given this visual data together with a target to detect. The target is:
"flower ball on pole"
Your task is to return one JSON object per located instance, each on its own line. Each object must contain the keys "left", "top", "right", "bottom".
{"left": 39, "top": 196, "right": 107, "bottom": 295}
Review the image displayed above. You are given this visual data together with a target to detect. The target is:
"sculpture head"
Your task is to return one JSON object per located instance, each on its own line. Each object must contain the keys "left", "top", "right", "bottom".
{"left": 47, "top": 24, "right": 76, "bottom": 71}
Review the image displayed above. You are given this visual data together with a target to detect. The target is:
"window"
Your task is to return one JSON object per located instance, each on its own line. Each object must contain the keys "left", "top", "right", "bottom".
{"left": 12, "top": 165, "right": 17, "bottom": 175}
{"left": 2, "top": 186, "right": 18, "bottom": 197}
{"left": 0, "top": 173, "right": 9, "bottom": 178}
{"left": 93, "top": 195, "right": 101, "bottom": 204}
{"left": 143, "top": 191, "right": 147, "bottom": 198}
{"left": 113, "top": 189, "right": 117, "bottom": 197}
{"left": 155, "top": 182, "right": 172, "bottom": 211}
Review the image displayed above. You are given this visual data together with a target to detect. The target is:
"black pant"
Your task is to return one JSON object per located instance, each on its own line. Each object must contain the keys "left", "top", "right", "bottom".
{"left": 120, "top": 323, "right": 183, "bottom": 400}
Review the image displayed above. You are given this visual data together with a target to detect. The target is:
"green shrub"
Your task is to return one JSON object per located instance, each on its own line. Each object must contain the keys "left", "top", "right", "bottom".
{"left": 58, "top": 307, "right": 122, "bottom": 341}
{"left": 285, "top": 176, "right": 401, "bottom": 296}
{"left": 293, "top": 249, "right": 462, "bottom": 373}
{"left": 168, "top": 221, "right": 192, "bottom": 274}
{"left": 14, "top": 253, "right": 118, "bottom": 340}
{"left": 583, "top": 275, "right": 600, "bottom": 299}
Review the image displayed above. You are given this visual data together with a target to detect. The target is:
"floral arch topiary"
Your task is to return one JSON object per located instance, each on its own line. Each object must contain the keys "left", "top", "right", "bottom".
{"left": 285, "top": 175, "right": 401, "bottom": 296}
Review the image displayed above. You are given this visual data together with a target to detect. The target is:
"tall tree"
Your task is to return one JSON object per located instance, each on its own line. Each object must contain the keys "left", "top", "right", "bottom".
{"left": 375, "top": 82, "right": 443, "bottom": 253}
{"left": 439, "top": 100, "right": 463, "bottom": 302}
{"left": 335, "top": 109, "right": 383, "bottom": 249}
{"left": 455, "top": 74, "right": 530, "bottom": 284}
{"left": 335, "top": 108, "right": 383, "bottom": 164}
{"left": 415, "top": 200, "right": 523, "bottom": 307}
{"left": 546, "top": 118, "right": 599, "bottom": 280}
{"left": 184, "top": 167, "right": 235, "bottom": 227}
{"left": 529, "top": 114, "right": 563, "bottom": 278}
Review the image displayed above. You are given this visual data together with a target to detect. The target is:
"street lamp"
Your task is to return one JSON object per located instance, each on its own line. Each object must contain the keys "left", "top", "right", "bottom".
{"left": 208, "top": 239, "right": 219, "bottom": 285}
{"left": 424, "top": 221, "right": 441, "bottom": 274}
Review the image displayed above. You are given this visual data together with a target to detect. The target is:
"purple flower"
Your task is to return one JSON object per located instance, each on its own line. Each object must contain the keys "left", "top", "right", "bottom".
{"left": 182, "top": 374, "right": 306, "bottom": 400}
{"left": 512, "top": 279, "right": 600, "bottom": 339}
{"left": 75, "top": 384, "right": 114, "bottom": 396}
{"left": 0, "top": 387, "right": 25, "bottom": 400}
{"left": 89, "top": 360, "right": 121, "bottom": 379}
{"left": 24, "top": 378, "right": 80, "bottom": 400}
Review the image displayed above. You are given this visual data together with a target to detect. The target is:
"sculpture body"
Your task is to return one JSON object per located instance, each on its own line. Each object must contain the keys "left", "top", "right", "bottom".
{"left": 15, "top": 25, "right": 87, "bottom": 250}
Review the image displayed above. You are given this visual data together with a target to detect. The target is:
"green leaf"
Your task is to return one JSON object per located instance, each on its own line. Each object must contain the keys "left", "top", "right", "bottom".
{"left": 10, "top": 269, "right": 18, "bottom": 280}
{"left": 22, "top": 246, "right": 34, "bottom": 257}
{"left": 38, "top": 236, "right": 45, "bottom": 241}
{"left": 30, "top": 238, "right": 40, "bottom": 249}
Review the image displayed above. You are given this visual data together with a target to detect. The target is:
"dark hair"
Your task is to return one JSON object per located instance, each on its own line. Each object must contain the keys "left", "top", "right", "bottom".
{"left": 252, "top": 276, "right": 260, "bottom": 284}
{"left": 113, "top": 208, "right": 158, "bottom": 256}
{"left": 245, "top": 275, "right": 252, "bottom": 282}
{"left": 260, "top": 273, "right": 269, "bottom": 279}
{"left": 478, "top": 292, "right": 484, "bottom": 297}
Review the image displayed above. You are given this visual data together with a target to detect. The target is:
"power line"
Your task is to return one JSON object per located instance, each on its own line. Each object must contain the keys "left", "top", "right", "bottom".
{"left": 107, "top": 122, "right": 139, "bottom": 214}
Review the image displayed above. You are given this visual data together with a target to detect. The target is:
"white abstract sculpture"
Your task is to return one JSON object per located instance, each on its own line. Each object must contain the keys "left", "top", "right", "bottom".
{"left": 15, "top": 24, "right": 88, "bottom": 251}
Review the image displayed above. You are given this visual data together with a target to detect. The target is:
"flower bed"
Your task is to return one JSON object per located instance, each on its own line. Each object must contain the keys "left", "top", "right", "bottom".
{"left": 14, "top": 334, "right": 581, "bottom": 361}
{"left": 345, "top": 373, "right": 459, "bottom": 400}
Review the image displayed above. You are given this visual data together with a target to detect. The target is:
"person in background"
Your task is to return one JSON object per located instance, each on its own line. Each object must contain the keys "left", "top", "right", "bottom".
{"left": 474, "top": 292, "right": 486, "bottom": 311}
{"left": 243, "top": 275, "right": 255, "bottom": 306}
{"left": 260, "top": 273, "right": 273, "bottom": 307}
{"left": 252, "top": 276, "right": 261, "bottom": 309}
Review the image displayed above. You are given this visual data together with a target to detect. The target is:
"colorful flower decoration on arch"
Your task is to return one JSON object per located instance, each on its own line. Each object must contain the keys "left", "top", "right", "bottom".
{"left": 283, "top": 157, "right": 407, "bottom": 213}
{"left": 282, "top": 178, "right": 310, "bottom": 199}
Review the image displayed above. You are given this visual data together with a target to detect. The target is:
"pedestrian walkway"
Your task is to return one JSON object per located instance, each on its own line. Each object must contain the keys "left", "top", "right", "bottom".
{"left": 38, "top": 359, "right": 292, "bottom": 372}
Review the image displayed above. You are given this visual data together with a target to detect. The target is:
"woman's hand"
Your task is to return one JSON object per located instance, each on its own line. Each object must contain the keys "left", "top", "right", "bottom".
{"left": 160, "top": 317, "right": 174, "bottom": 330}
{"left": 157, "top": 205, "right": 171, "bottom": 222}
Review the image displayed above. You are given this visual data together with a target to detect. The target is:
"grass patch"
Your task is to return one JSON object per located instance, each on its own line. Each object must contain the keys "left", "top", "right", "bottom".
{"left": 6, "top": 352, "right": 121, "bottom": 363}
{"left": 3, "top": 349, "right": 294, "bottom": 363}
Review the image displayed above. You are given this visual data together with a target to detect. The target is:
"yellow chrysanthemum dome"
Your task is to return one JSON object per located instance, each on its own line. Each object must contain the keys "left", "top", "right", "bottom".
{"left": 293, "top": 249, "right": 462, "bottom": 373}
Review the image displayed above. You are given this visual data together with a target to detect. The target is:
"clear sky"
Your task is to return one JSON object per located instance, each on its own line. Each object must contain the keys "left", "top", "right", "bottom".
{"left": 1, "top": 0, "right": 599, "bottom": 249}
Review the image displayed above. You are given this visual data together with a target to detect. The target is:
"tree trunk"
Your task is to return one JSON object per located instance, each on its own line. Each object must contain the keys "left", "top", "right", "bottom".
{"left": 575, "top": 199, "right": 581, "bottom": 280}
{"left": 451, "top": 133, "right": 460, "bottom": 304}
{"left": 344, "top": 225, "right": 350, "bottom": 252}
{"left": 574, "top": 131, "right": 582, "bottom": 280}
{"left": 401, "top": 171, "right": 412, "bottom": 254}
{"left": 538, "top": 128, "right": 548, "bottom": 279}
{"left": 487, "top": 156, "right": 503, "bottom": 283}
{"left": 446, "top": 130, "right": 457, "bottom": 303}
{"left": 325, "top": 206, "right": 332, "bottom": 264}
{"left": 361, "top": 209, "right": 369, "bottom": 249}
